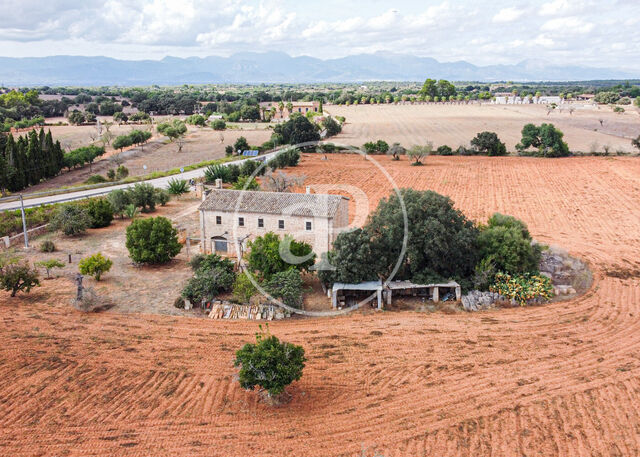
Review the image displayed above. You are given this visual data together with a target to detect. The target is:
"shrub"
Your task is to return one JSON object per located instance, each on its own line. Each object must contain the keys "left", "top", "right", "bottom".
{"left": 234, "top": 328, "right": 306, "bottom": 398}
{"left": 490, "top": 273, "right": 553, "bottom": 306}
{"left": 116, "top": 165, "right": 129, "bottom": 180}
{"left": 154, "top": 188, "right": 170, "bottom": 206}
{"left": 0, "top": 261, "right": 40, "bottom": 297}
{"left": 78, "top": 253, "right": 113, "bottom": 281}
{"left": 233, "top": 176, "right": 260, "bottom": 190}
{"left": 86, "top": 198, "right": 114, "bottom": 228}
{"left": 247, "top": 232, "right": 315, "bottom": 281}
{"left": 126, "top": 217, "right": 182, "bottom": 264}
{"left": 264, "top": 268, "right": 304, "bottom": 309}
{"left": 435, "top": 145, "right": 454, "bottom": 155}
{"left": 470, "top": 131, "right": 507, "bottom": 156}
{"left": 85, "top": 174, "right": 107, "bottom": 184}
{"left": 181, "top": 254, "right": 235, "bottom": 304}
{"left": 167, "top": 178, "right": 189, "bottom": 196}
{"left": 516, "top": 123, "right": 569, "bottom": 157}
{"left": 363, "top": 140, "right": 389, "bottom": 154}
{"left": 49, "top": 204, "right": 91, "bottom": 236}
{"left": 128, "top": 183, "right": 157, "bottom": 212}
{"left": 211, "top": 119, "right": 226, "bottom": 130}
{"left": 174, "top": 296, "right": 185, "bottom": 309}
{"left": 107, "top": 189, "right": 131, "bottom": 218}
{"left": 225, "top": 145, "right": 233, "bottom": 156}
{"left": 233, "top": 271, "right": 258, "bottom": 303}
{"left": 477, "top": 225, "right": 541, "bottom": 278}
{"left": 39, "top": 240, "right": 56, "bottom": 253}
{"left": 234, "top": 136, "right": 250, "bottom": 153}
{"left": 124, "top": 204, "right": 139, "bottom": 219}
{"left": 323, "top": 116, "right": 342, "bottom": 137}
{"left": 35, "top": 259, "right": 65, "bottom": 279}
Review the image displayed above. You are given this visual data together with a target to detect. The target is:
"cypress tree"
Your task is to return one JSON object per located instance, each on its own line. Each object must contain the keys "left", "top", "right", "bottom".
{"left": 27, "top": 130, "right": 41, "bottom": 185}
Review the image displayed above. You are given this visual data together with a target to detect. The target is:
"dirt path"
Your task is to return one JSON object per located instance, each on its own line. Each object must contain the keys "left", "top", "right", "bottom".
{"left": 1, "top": 155, "right": 640, "bottom": 456}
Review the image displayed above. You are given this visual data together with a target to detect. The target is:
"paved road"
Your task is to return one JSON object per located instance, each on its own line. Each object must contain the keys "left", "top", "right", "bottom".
{"left": 0, "top": 152, "right": 278, "bottom": 211}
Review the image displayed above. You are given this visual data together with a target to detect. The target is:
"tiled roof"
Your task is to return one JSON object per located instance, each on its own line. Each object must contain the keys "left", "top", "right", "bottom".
{"left": 199, "top": 189, "right": 345, "bottom": 218}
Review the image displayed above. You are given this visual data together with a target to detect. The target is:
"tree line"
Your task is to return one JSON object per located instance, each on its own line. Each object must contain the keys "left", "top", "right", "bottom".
{"left": 0, "top": 128, "right": 65, "bottom": 193}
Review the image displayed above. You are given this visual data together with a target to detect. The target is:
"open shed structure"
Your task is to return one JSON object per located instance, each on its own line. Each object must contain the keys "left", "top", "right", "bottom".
{"left": 331, "top": 281, "right": 383, "bottom": 309}
{"left": 384, "top": 280, "right": 461, "bottom": 306}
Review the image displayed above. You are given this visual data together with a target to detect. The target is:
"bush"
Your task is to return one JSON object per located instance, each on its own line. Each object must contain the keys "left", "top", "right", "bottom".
{"left": 0, "top": 261, "right": 40, "bottom": 297}
{"left": 490, "top": 273, "right": 553, "bottom": 306}
{"left": 477, "top": 225, "right": 541, "bottom": 278}
{"left": 264, "top": 268, "right": 304, "bottom": 309}
{"left": 174, "top": 296, "right": 185, "bottom": 309}
{"left": 211, "top": 119, "right": 226, "bottom": 130}
{"left": 247, "top": 232, "right": 315, "bottom": 281}
{"left": 50, "top": 204, "right": 91, "bottom": 236}
{"left": 107, "top": 189, "right": 131, "bottom": 218}
{"left": 85, "top": 174, "right": 107, "bottom": 184}
{"left": 225, "top": 145, "right": 233, "bottom": 156}
{"left": 86, "top": 198, "right": 114, "bottom": 228}
{"left": 234, "top": 136, "right": 250, "bottom": 153}
{"left": 323, "top": 116, "right": 342, "bottom": 137}
{"left": 154, "top": 188, "right": 170, "bottom": 206}
{"left": 39, "top": 240, "right": 56, "bottom": 253}
{"left": 78, "top": 253, "right": 113, "bottom": 281}
{"left": 233, "top": 176, "right": 260, "bottom": 190}
{"left": 363, "top": 140, "right": 389, "bottom": 154}
{"left": 126, "top": 217, "right": 182, "bottom": 264}
{"left": 470, "top": 132, "right": 507, "bottom": 156}
{"left": 116, "top": 165, "right": 129, "bottom": 180}
{"left": 129, "top": 183, "right": 157, "bottom": 212}
{"left": 204, "top": 164, "right": 231, "bottom": 183}
{"left": 181, "top": 254, "right": 235, "bottom": 304}
{"left": 233, "top": 271, "right": 258, "bottom": 303}
{"left": 435, "top": 145, "right": 454, "bottom": 155}
{"left": 234, "top": 328, "right": 306, "bottom": 398}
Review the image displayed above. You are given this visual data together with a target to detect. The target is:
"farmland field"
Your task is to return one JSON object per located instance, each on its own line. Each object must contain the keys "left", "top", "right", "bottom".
{"left": 326, "top": 103, "right": 640, "bottom": 153}
{"left": 2, "top": 154, "right": 640, "bottom": 456}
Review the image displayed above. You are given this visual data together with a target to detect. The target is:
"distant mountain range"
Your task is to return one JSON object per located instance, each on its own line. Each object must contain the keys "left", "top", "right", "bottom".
{"left": 0, "top": 52, "right": 636, "bottom": 86}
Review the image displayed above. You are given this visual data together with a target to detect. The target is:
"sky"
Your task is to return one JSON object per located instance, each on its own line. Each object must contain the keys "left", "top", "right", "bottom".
{"left": 1, "top": 0, "right": 639, "bottom": 70}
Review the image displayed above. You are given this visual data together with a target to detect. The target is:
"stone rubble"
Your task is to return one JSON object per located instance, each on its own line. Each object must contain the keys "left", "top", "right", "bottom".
{"left": 208, "top": 300, "right": 288, "bottom": 320}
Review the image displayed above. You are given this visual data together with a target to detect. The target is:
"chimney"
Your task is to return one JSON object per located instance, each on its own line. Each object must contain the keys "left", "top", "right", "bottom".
{"left": 215, "top": 178, "right": 222, "bottom": 189}
{"left": 305, "top": 186, "right": 311, "bottom": 194}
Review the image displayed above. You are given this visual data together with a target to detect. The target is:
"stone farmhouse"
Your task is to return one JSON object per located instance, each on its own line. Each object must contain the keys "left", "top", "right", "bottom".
{"left": 198, "top": 185, "right": 349, "bottom": 258}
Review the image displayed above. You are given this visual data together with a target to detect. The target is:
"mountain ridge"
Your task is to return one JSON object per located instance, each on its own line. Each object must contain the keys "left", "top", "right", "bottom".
{"left": 0, "top": 52, "right": 635, "bottom": 86}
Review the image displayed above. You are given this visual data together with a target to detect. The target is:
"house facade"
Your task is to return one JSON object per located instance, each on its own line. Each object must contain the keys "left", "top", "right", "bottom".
{"left": 198, "top": 187, "right": 349, "bottom": 258}
{"left": 261, "top": 101, "right": 321, "bottom": 120}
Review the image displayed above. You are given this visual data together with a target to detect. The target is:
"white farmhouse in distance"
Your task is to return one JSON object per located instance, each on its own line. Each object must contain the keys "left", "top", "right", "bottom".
{"left": 198, "top": 184, "right": 349, "bottom": 257}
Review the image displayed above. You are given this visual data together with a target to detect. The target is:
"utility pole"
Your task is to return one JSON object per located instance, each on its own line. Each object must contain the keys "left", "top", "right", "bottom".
{"left": 19, "top": 194, "right": 28, "bottom": 248}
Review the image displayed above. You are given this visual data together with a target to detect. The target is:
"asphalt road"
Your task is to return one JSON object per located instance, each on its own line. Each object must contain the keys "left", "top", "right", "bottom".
{"left": 0, "top": 151, "right": 278, "bottom": 211}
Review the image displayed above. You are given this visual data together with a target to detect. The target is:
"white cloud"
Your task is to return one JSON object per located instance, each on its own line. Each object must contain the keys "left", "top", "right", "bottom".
{"left": 541, "top": 16, "right": 595, "bottom": 35}
{"left": 492, "top": 7, "right": 525, "bottom": 23}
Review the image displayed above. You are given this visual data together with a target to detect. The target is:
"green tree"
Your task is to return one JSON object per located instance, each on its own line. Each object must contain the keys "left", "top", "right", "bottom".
{"left": 247, "top": 232, "right": 315, "bottom": 281}
{"left": 50, "top": 204, "right": 91, "bottom": 236}
{"left": 273, "top": 115, "right": 320, "bottom": 145}
{"left": 234, "top": 328, "right": 306, "bottom": 398}
{"left": 420, "top": 78, "right": 438, "bottom": 98}
{"left": 68, "top": 110, "right": 85, "bottom": 125}
{"left": 0, "top": 261, "right": 40, "bottom": 297}
{"left": 78, "top": 253, "right": 113, "bottom": 281}
{"left": 211, "top": 119, "right": 226, "bottom": 130}
{"left": 264, "top": 268, "right": 304, "bottom": 308}
{"left": 234, "top": 136, "right": 250, "bottom": 153}
{"left": 516, "top": 123, "right": 569, "bottom": 157}
{"left": 86, "top": 198, "right": 114, "bottom": 228}
{"left": 112, "top": 134, "right": 132, "bottom": 152}
{"left": 181, "top": 254, "right": 235, "bottom": 304}
{"left": 35, "top": 259, "right": 65, "bottom": 279}
{"left": 322, "top": 116, "right": 341, "bottom": 137}
{"left": 470, "top": 131, "right": 507, "bottom": 156}
{"left": 233, "top": 271, "right": 259, "bottom": 303}
{"left": 232, "top": 176, "right": 260, "bottom": 190}
{"left": 317, "top": 228, "right": 379, "bottom": 286}
{"left": 107, "top": 189, "right": 131, "bottom": 218}
{"left": 126, "top": 216, "right": 182, "bottom": 264}
{"left": 407, "top": 143, "right": 433, "bottom": 165}
{"left": 128, "top": 183, "right": 157, "bottom": 212}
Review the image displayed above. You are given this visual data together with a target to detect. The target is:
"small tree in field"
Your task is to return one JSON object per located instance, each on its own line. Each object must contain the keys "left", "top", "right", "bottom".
{"left": 407, "top": 143, "right": 433, "bottom": 165}
{"left": 0, "top": 261, "right": 40, "bottom": 297}
{"left": 126, "top": 217, "right": 182, "bottom": 264}
{"left": 79, "top": 253, "right": 113, "bottom": 281}
{"left": 36, "top": 259, "right": 65, "bottom": 279}
{"left": 234, "top": 326, "right": 306, "bottom": 401}
{"left": 470, "top": 131, "right": 507, "bottom": 156}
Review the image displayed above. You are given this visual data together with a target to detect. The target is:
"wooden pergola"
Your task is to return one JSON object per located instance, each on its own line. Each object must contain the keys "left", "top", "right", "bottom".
{"left": 384, "top": 280, "right": 461, "bottom": 306}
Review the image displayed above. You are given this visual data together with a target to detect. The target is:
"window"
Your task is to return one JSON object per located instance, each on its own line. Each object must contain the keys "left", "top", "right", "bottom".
{"left": 258, "top": 218, "right": 264, "bottom": 228}
{"left": 212, "top": 236, "right": 227, "bottom": 253}
{"left": 238, "top": 217, "right": 244, "bottom": 227}
{"left": 216, "top": 215, "right": 222, "bottom": 225}
{"left": 278, "top": 219, "right": 285, "bottom": 229}
{"left": 305, "top": 221, "right": 312, "bottom": 231}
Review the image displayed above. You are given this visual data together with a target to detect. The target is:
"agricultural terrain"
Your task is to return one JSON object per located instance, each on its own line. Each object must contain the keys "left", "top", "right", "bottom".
{"left": 1, "top": 154, "right": 640, "bottom": 456}
{"left": 327, "top": 103, "right": 640, "bottom": 153}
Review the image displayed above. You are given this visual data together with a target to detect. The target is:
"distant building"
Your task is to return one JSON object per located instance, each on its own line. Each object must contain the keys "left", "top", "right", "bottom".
{"left": 198, "top": 185, "right": 349, "bottom": 257}
{"left": 261, "top": 101, "right": 321, "bottom": 120}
